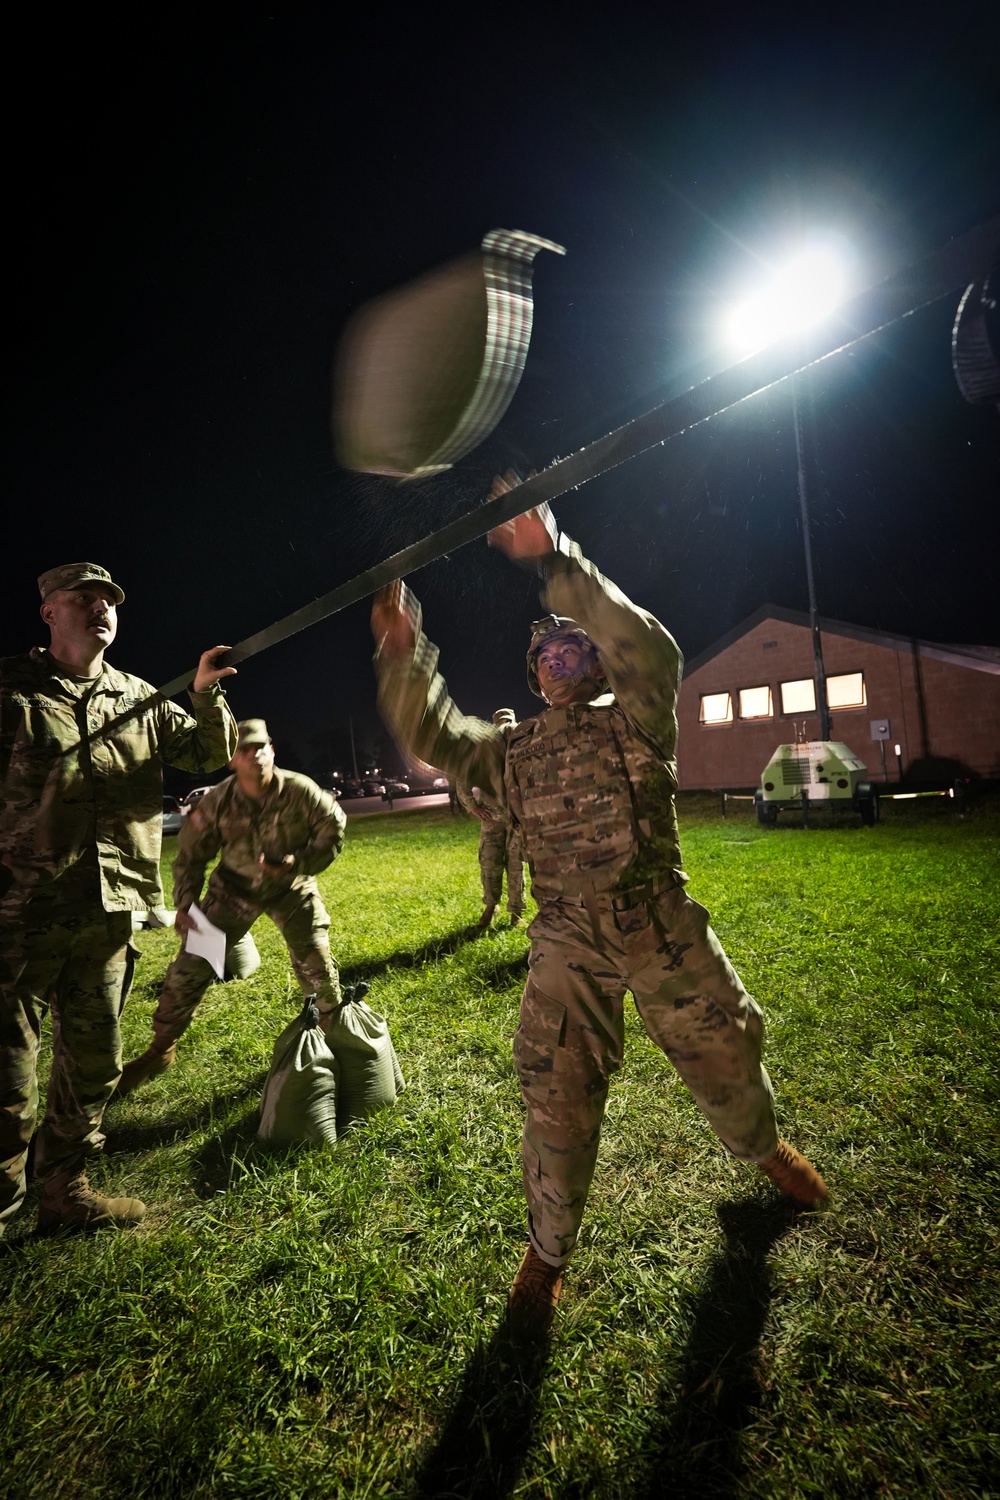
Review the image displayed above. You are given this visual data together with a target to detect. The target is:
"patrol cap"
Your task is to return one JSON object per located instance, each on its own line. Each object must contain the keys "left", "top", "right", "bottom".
{"left": 37, "top": 562, "right": 125, "bottom": 605}
{"left": 236, "top": 718, "right": 271, "bottom": 748}
{"left": 525, "top": 615, "right": 605, "bottom": 699}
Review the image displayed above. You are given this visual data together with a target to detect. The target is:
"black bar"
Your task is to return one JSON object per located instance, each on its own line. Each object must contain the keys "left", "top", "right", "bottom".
{"left": 149, "top": 213, "right": 999, "bottom": 698}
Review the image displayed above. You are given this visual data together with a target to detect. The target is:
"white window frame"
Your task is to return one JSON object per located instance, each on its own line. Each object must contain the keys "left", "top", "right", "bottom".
{"left": 826, "top": 671, "right": 867, "bottom": 710}
{"left": 780, "top": 678, "right": 817, "bottom": 715}
{"left": 699, "top": 691, "right": 734, "bottom": 725}
{"left": 738, "top": 685, "right": 773, "bottom": 720}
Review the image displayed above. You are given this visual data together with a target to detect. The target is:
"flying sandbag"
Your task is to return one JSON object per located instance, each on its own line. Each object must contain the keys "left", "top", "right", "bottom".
{"left": 324, "top": 984, "right": 404, "bottom": 1132}
{"left": 334, "top": 228, "right": 565, "bottom": 479}
{"left": 258, "top": 997, "right": 339, "bottom": 1146}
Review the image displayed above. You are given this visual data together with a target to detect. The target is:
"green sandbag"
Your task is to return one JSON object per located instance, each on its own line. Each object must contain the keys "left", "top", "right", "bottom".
{"left": 325, "top": 987, "right": 405, "bottom": 1132}
{"left": 258, "top": 998, "right": 339, "bottom": 1145}
{"left": 224, "top": 930, "right": 261, "bottom": 981}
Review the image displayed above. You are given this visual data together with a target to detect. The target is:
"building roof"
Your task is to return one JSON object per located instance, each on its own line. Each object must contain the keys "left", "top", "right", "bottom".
{"left": 682, "top": 604, "right": 1000, "bottom": 678}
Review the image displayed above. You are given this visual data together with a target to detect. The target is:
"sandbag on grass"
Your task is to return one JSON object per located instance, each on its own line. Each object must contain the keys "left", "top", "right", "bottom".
{"left": 325, "top": 983, "right": 405, "bottom": 1132}
{"left": 258, "top": 997, "right": 339, "bottom": 1145}
{"left": 224, "top": 930, "right": 261, "bottom": 981}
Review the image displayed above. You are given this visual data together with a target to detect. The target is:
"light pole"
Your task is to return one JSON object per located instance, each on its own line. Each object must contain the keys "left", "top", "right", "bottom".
{"left": 790, "top": 371, "right": 831, "bottom": 739}
{"left": 726, "top": 244, "right": 848, "bottom": 743}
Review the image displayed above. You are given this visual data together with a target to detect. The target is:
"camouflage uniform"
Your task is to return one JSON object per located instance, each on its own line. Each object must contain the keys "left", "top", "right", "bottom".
{"left": 377, "top": 533, "right": 779, "bottom": 1268}
{"left": 456, "top": 781, "right": 525, "bottom": 917}
{"left": 0, "top": 647, "right": 237, "bottom": 1231}
{"left": 151, "top": 768, "right": 347, "bottom": 1045}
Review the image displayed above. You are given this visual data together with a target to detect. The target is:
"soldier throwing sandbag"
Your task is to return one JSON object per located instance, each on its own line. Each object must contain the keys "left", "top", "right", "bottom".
{"left": 117, "top": 719, "right": 347, "bottom": 1095}
{"left": 372, "top": 472, "right": 828, "bottom": 1337}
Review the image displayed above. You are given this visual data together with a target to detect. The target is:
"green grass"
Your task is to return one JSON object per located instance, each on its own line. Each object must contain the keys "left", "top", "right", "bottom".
{"left": 2, "top": 795, "right": 998, "bottom": 1499}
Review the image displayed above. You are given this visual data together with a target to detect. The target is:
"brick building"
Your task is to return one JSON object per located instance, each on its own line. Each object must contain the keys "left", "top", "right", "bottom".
{"left": 676, "top": 605, "right": 1000, "bottom": 791}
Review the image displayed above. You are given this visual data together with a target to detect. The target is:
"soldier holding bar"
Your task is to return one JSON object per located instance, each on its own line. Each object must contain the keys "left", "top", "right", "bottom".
{"left": 372, "top": 474, "right": 827, "bottom": 1335}
{"left": 0, "top": 562, "right": 237, "bottom": 1237}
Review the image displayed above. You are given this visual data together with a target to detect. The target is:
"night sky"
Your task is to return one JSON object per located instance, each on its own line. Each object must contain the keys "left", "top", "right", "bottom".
{"left": 6, "top": 7, "right": 998, "bottom": 783}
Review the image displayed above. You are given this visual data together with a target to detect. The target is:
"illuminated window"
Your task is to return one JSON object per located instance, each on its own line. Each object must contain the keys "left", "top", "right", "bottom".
{"left": 699, "top": 692, "right": 733, "bottom": 724}
{"left": 826, "top": 672, "right": 867, "bottom": 709}
{"left": 780, "top": 678, "right": 816, "bottom": 714}
{"left": 738, "top": 685, "right": 773, "bottom": 720}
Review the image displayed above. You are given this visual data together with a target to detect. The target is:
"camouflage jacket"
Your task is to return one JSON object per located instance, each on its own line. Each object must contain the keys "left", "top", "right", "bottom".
{"left": 456, "top": 726, "right": 515, "bottom": 825}
{"left": 0, "top": 647, "right": 237, "bottom": 911}
{"left": 376, "top": 535, "right": 687, "bottom": 900}
{"left": 173, "top": 766, "right": 347, "bottom": 911}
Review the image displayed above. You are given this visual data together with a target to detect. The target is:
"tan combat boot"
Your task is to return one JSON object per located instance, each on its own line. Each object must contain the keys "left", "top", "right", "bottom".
{"left": 115, "top": 1042, "right": 178, "bottom": 1098}
{"left": 37, "top": 1171, "right": 146, "bottom": 1234}
{"left": 477, "top": 904, "right": 497, "bottom": 928}
{"left": 758, "top": 1139, "right": 828, "bottom": 1207}
{"left": 507, "top": 1246, "right": 566, "bottom": 1336}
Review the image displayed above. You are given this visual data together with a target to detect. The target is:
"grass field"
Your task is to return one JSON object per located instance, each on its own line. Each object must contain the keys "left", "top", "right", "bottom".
{"left": 2, "top": 795, "right": 998, "bottom": 1499}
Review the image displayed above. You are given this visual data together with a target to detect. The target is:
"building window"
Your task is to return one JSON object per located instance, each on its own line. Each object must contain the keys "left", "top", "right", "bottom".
{"left": 826, "top": 671, "right": 867, "bottom": 710}
{"left": 738, "top": 685, "right": 773, "bottom": 720}
{"left": 699, "top": 692, "right": 733, "bottom": 724}
{"left": 780, "top": 678, "right": 816, "bottom": 714}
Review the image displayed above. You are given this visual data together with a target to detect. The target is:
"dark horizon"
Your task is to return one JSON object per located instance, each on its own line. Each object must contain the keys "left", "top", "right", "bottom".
{"left": 6, "top": 8, "right": 998, "bottom": 779}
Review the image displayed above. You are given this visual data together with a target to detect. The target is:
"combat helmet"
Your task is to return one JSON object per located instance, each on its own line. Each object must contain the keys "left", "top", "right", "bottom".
{"left": 525, "top": 615, "right": 607, "bottom": 699}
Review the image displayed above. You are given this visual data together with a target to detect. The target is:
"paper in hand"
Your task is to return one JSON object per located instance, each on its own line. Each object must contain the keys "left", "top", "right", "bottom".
{"left": 185, "top": 902, "right": 228, "bottom": 980}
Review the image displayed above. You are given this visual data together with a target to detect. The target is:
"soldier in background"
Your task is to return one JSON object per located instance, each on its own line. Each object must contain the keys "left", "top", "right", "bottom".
{"left": 372, "top": 474, "right": 828, "bottom": 1336}
{"left": 117, "top": 719, "right": 348, "bottom": 1094}
{"left": 457, "top": 708, "right": 526, "bottom": 928}
{"left": 0, "top": 562, "right": 238, "bottom": 1236}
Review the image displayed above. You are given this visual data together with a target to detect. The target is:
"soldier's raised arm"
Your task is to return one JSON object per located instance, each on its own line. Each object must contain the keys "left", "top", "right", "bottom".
{"left": 371, "top": 580, "right": 507, "bottom": 803}
{"left": 486, "top": 474, "right": 681, "bottom": 752}
{"left": 158, "top": 647, "right": 239, "bottom": 774}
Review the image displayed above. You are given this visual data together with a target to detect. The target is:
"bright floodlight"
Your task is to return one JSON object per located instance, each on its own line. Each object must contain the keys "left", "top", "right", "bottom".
{"left": 727, "top": 247, "right": 848, "bottom": 353}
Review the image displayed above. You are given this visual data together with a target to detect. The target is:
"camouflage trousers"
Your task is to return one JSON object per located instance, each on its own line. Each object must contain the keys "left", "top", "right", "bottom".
{"left": 513, "top": 883, "right": 779, "bottom": 1267}
{"left": 479, "top": 822, "right": 525, "bottom": 916}
{"left": 152, "top": 876, "right": 341, "bottom": 1047}
{"left": 1, "top": 884, "right": 137, "bottom": 1232}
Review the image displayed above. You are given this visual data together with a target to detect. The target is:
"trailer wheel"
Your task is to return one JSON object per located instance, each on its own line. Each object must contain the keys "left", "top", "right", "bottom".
{"left": 858, "top": 785, "right": 880, "bottom": 826}
{"left": 755, "top": 795, "right": 778, "bottom": 827}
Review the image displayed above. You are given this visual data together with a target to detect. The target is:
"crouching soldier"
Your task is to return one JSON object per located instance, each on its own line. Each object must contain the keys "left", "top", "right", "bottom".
{"left": 118, "top": 719, "right": 347, "bottom": 1094}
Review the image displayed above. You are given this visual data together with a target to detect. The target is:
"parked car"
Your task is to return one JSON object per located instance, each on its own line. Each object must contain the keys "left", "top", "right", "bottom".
{"left": 179, "top": 786, "right": 216, "bottom": 816}
{"left": 381, "top": 780, "right": 410, "bottom": 797}
{"left": 400, "top": 774, "right": 450, "bottom": 795}
{"left": 362, "top": 780, "right": 386, "bottom": 797}
{"left": 162, "top": 796, "right": 184, "bottom": 836}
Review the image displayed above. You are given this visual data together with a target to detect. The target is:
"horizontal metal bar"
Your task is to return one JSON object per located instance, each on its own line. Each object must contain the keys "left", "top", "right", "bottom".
{"left": 152, "top": 213, "right": 997, "bottom": 698}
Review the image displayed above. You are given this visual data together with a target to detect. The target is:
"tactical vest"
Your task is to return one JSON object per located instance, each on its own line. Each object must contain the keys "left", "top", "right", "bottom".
{"left": 504, "top": 700, "right": 684, "bottom": 900}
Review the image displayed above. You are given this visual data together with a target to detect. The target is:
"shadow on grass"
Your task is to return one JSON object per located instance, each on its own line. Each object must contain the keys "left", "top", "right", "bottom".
{"left": 191, "top": 1097, "right": 341, "bottom": 1199}
{"left": 340, "top": 922, "right": 510, "bottom": 987}
{"left": 191, "top": 1100, "right": 273, "bottom": 1197}
{"left": 636, "top": 1195, "right": 799, "bottom": 1500}
{"left": 411, "top": 1316, "right": 549, "bottom": 1500}
{"left": 103, "top": 1072, "right": 268, "bottom": 1155}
